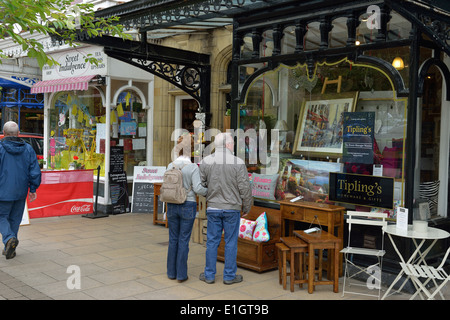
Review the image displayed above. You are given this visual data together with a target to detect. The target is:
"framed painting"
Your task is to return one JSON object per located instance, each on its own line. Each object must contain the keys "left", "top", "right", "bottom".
{"left": 293, "top": 92, "right": 359, "bottom": 157}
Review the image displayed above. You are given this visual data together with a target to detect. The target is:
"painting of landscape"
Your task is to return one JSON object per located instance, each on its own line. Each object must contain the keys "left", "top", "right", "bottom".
{"left": 276, "top": 159, "right": 343, "bottom": 203}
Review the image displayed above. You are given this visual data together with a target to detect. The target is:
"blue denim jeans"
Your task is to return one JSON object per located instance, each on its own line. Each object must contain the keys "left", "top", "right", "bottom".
{"left": 204, "top": 209, "right": 241, "bottom": 281}
{"left": 166, "top": 201, "right": 197, "bottom": 281}
{"left": 0, "top": 200, "right": 26, "bottom": 248}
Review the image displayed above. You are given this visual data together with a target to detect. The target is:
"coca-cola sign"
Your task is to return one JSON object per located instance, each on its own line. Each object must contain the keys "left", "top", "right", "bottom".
{"left": 70, "top": 204, "right": 92, "bottom": 213}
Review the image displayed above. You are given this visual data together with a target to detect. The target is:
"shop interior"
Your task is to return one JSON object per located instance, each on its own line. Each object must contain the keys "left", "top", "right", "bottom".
{"left": 47, "top": 86, "right": 147, "bottom": 176}
{"left": 239, "top": 58, "right": 409, "bottom": 216}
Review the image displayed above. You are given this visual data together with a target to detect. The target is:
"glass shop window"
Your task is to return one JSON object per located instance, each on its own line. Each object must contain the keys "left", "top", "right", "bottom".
{"left": 418, "top": 65, "right": 442, "bottom": 219}
{"left": 1, "top": 105, "right": 19, "bottom": 125}
{"left": 238, "top": 59, "right": 407, "bottom": 218}
{"left": 48, "top": 87, "right": 104, "bottom": 173}
{"left": 110, "top": 90, "right": 147, "bottom": 175}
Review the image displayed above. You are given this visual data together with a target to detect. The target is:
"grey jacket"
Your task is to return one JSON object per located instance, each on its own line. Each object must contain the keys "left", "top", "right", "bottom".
{"left": 200, "top": 147, "right": 253, "bottom": 213}
{"left": 167, "top": 156, "right": 207, "bottom": 202}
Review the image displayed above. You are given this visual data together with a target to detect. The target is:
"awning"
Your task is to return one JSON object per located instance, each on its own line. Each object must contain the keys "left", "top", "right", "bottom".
{"left": 0, "top": 77, "right": 32, "bottom": 90}
{"left": 30, "top": 75, "right": 96, "bottom": 93}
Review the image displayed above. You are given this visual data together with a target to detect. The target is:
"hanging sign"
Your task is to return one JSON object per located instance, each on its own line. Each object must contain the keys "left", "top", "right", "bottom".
{"left": 329, "top": 172, "right": 394, "bottom": 209}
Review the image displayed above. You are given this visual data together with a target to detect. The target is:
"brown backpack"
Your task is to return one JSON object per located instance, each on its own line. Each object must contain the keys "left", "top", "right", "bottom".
{"left": 160, "top": 164, "right": 191, "bottom": 204}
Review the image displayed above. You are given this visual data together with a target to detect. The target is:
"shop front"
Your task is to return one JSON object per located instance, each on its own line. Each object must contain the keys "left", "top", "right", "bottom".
{"left": 30, "top": 45, "right": 154, "bottom": 215}
{"left": 228, "top": 0, "right": 450, "bottom": 271}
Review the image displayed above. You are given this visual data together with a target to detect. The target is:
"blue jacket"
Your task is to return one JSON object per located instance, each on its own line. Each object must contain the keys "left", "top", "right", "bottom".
{"left": 0, "top": 137, "right": 41, "bottom": 201}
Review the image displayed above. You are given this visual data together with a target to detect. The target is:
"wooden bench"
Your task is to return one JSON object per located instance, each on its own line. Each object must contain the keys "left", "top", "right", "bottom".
{"left": 217, "top": 205, "right": 281, "bottom": 272}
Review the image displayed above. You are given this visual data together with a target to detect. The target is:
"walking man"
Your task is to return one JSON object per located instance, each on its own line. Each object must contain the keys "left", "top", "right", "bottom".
{"left": 199, "top": 132, "right": 253, "bottom": 284}
{"left": 0, "top": 121, "right": 41, "bottom": 259}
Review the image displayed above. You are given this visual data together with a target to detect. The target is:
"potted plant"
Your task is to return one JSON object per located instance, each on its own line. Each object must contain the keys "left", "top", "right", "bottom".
{"left": 37, "top": 155, "right": 45, "bottom": 169}
{"left": 69, "top": 155, "right": 83, "bottom": 170}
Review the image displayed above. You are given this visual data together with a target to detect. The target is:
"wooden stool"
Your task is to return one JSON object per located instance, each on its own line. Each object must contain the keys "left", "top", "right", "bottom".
{"left": 275, "top": 242, "right": 290, "bottom": 290}
{"left": 294, "top": 230, "right": 342, "bottom": 294}
{"left": 280, "top": 237, "right": 308, "bottom": 292}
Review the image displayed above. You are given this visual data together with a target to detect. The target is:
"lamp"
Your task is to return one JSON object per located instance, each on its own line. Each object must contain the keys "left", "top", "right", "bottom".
{"left": 392, "top": 56, "right": 404, "bottom": 70}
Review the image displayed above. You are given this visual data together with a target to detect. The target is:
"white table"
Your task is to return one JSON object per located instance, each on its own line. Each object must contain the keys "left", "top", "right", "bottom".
{"left": 381, "top": 224, "right": 450, "bottom": 300}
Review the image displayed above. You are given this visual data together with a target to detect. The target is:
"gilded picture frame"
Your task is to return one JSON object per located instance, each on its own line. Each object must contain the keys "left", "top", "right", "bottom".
{"left": 293, "top": 92, "right": 359, "bottom": 157}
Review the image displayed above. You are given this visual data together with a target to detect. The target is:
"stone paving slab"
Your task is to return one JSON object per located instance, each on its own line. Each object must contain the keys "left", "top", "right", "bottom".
{"left": 0, "top": 213, "right": 446, "bottom": 301}
{"left": 0, "top": 269, "right": 52, "bottom": 300}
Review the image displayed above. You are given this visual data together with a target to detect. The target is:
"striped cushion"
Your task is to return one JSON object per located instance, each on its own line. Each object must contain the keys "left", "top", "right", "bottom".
{"left": 419, "top": 181, "right": 439, "bottom": 214}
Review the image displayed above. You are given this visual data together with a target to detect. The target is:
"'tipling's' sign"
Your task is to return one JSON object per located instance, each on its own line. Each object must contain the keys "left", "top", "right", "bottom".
{"left": 329, "top": 172, "right": 394, "bottom": 209}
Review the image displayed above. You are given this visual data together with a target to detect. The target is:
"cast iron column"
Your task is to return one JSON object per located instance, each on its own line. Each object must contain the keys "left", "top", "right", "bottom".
{"left": 405, "top": 23, "right": 420, "bottom": 224}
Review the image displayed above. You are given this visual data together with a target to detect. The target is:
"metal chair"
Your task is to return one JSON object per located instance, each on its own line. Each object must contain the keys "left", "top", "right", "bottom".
{"left": 341, "top": 211, "right": 388, "bottom": 299}
{"left": 400, "top": 246, "right": 450, "bottom": 300}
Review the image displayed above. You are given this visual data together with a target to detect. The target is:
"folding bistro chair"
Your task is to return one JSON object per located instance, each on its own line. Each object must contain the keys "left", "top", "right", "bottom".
{"left": 341, "top": 211, "right": 388, "bottom": 299}
{"left": 400, "top": 246, "right": 450, "bottom": 300}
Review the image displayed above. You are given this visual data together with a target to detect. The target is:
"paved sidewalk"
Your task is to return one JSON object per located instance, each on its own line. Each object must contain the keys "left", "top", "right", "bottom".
{"left": 0, "top": 212, "right": 446, "bottom": 300}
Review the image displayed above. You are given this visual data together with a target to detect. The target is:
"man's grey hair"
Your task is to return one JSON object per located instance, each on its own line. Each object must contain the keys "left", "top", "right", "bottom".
{"left": 3, "top": 121, "right": 19, "bottom": 137}
{"left": 214, "top": 132, "right": 234, "bottom": 149}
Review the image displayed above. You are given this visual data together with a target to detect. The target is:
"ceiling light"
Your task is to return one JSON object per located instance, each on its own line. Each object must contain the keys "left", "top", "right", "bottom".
{"left": 392, "top": 57, "right": 404, "bottom": 70}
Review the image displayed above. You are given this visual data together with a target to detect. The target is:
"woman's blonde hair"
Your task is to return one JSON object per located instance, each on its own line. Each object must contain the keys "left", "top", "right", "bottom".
{"left": 175, "top": 133, "right": 194, "bottom": 156}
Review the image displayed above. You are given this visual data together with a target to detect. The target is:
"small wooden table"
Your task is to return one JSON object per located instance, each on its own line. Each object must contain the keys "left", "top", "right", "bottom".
{"left": 279, "top": 200, "right": 345, "bottom": 275}
{"left": 152, "top": 183, "right": 167, "bottom": 227}
{"left": 294, "top": 230, "right": 341, "bottom": 294}
{"left": 280, "top": 236, "right": 308, "bottom": 292}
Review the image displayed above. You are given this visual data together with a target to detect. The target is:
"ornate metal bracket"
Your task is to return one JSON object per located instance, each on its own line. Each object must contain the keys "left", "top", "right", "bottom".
{"left": 389, "top": 0, "right": 450, "bottom": 56}
{"left": 108, "top": 51, "right": 210, "bottom": 113}
{"left": 66, "top": 31, "right": 211, "bottom": 113}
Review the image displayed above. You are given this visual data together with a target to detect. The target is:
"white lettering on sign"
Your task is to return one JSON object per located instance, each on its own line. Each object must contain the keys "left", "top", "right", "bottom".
{"left": 70, "top": 204, "right": 92, "bottom": 213}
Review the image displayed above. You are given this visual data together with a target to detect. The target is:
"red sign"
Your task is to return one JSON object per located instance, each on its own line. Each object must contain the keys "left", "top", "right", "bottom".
{"left": 27, "top": 170, "right": 94, "bottom": 218}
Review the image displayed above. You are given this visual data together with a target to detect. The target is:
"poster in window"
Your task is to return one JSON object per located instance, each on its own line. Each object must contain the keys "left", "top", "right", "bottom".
{"left": 120, "top": 121, "right": 137, "bottom": 135}
{"left": 342, "top": 111, "right": 375, "bottom": 164}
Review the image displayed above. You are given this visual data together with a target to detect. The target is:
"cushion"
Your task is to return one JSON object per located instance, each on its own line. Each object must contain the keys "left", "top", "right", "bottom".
{"left": 251, "top": 173, "right": 279, "bottom": 200}
{"left": 252, "top": 212, "right": 270, "bottom": 242}
{"left": 239, "top": 218, "right": 257, "bottom": 240}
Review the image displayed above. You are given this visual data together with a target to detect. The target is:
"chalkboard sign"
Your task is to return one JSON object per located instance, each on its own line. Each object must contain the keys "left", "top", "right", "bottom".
{"left": 109, "top": 171, "right": 129, "bottom": 214}
{"left": 110, "top": 146, "right": 124, "bottom": 174}
{"left": 131, "top": 182, "right": 153, "bottom": 213}
{"left": 131, "top": 166, "right": 166, "bottom": 214}
{"left": 131, "top": 182, "right": 164, "bottom": 213}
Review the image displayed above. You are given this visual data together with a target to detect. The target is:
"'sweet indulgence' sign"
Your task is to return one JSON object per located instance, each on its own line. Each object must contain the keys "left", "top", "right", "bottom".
{"left": 42, "top": 46, "right": 107, "bottom": 80}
